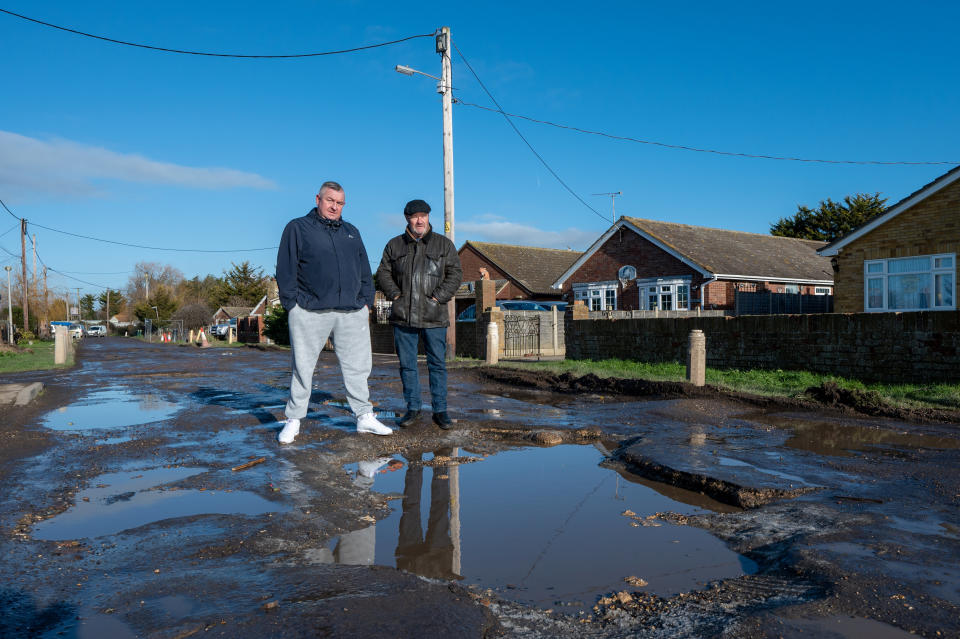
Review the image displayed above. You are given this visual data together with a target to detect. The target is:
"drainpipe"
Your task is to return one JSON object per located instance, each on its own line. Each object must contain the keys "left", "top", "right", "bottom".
{"left": 700, "top": 275, "right": 717, "bottom": 310}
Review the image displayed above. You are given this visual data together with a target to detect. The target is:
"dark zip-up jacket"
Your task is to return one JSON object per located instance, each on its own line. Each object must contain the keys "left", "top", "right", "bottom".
{"left": 376, "top": 226, "right": 462, "bottom": 328}
{"left": 276, "top": 208, "right": 374, "bottom": 312}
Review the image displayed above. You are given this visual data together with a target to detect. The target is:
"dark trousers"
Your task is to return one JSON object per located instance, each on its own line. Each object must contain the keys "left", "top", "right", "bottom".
{"left": 393, "top": 325, "right": 447, "bottom": 412}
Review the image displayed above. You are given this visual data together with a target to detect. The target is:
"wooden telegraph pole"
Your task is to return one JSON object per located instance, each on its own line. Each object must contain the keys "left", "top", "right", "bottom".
{"left": 20, "top": 219, "right": 28, "bottom": 332}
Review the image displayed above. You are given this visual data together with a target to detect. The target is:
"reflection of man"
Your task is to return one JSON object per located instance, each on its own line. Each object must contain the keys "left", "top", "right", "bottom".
{"left": 306, "top": 457, "right": 401, "bottom": 566}
{"left": 395, "top": 450, "right": 459, "bottom": 580}
{"left": 275, "top": 181, "right": 393, "bottom": 444}
{"left": 375, "top": 200, "right": 462, "bottom": 429}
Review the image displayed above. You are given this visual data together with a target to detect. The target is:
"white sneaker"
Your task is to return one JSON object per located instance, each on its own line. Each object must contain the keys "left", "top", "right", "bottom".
{"left": 278, "top": 418, "right": 301, "bottom": 444}
{"left": 356, "top": 413, "right": 393, "bottom": 436}
{"left": 357, "top": 456, "right": 394, "bottom": 478}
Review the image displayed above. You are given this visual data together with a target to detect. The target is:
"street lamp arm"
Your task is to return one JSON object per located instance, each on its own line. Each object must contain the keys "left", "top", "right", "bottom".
{"left": 395, "top": 64, "right": 439, "bottom": 81}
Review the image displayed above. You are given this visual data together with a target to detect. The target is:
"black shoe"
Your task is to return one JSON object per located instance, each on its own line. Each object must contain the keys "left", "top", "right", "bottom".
{"left": 433, "top": 411, "right": 454, "bottom": 430}
{"left": 396, "top": 410, "right": 420, "bottom": 428}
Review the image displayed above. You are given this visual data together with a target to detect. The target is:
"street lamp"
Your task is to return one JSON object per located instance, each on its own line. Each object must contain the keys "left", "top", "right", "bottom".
{"left": 395, "top": 26, "right": 456, "bottom": 360}
{"left": 4, "top": 266, "right": 12, "bottom": 345}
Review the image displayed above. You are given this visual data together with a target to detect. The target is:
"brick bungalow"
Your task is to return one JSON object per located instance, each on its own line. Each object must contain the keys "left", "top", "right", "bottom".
{"left": 552, "top": 216, "right": 834, "bottom": 311}
{"left": 818, "top": 166, "right": 959, "bottom": 313}
{"left": 456, "top": 241, "right": 583, "bottom": 314}
{"left": 212, "top": 305, "right": 253, "bottom": 324}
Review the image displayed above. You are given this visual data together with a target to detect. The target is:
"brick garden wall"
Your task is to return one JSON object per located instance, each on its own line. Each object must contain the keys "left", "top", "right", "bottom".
{"left": 565, "top": 310, "right": 960, "bottom": 383}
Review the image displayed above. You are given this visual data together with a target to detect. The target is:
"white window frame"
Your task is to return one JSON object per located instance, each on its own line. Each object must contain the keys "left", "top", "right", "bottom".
{"left": 635, "top": 277, "right": 691, "bottom": 311}
{"left": 573, "top": 281, "right": 618, "bottom": 311}
{"left": 863, "top": 253, "right": 955, "bottom": 312}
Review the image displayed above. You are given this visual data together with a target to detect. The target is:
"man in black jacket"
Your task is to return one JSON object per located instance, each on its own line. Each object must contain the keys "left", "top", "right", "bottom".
{"left": 376, "top": 199, "right": 462, "bottom": 429}
{"left": 275, "top": 181, "right": 392, "bottom": 444}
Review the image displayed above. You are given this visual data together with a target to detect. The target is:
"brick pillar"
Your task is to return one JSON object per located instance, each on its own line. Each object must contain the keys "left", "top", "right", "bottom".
{"left": 564, "top": 300, "right": 589, "bottom": 359}
{"left": 476, "top": 279, "right": 495, "bottom": 312}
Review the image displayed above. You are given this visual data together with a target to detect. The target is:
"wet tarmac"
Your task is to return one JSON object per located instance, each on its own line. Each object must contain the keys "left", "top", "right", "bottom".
{"left": 0, "top": 337, "right": 957, "bottom": 638}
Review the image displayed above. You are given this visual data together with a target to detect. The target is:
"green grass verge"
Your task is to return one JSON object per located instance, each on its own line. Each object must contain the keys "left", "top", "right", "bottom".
{"left": 494, "top": 358, "right": 960, "bottom": 412}
{"left": 0, "top": 341, "right": 74, "bottom": 373}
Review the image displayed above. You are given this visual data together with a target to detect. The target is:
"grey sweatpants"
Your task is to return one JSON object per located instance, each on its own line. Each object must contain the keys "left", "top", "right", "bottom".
{"left": 285, "top": 305, "right": 373, "bottom": 420}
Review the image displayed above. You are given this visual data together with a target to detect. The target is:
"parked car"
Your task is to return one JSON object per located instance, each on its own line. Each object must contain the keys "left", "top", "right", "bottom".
{"left": 86, "top": 325, "right": 107, "bottom": 337}
{"left": 213, "top": 318, "right": 238, "bottom": 338}
{"left": 537, "top": 301, "right": 568, "bottom": 313}
{"left": 457, "top": 300, "right": 550, "bottom": 321}
{"left": 68, "top": 323, "right": 84, "bottom": 339}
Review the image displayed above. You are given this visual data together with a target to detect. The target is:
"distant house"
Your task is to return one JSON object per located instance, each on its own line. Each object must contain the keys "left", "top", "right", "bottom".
{"left": 457, "top": 241, "right": 583, "bottom": 310}
{"left": 553, "top": 216, "right": 834, "bottom": 311}
{"left": 818, "top": 166, "right": 958, "bottom": 313}
{"left": 212, "top": 306, "right": 253, "bottom": 324}
{"left": 109, "top": 311, "right": 135, "bottom": 327}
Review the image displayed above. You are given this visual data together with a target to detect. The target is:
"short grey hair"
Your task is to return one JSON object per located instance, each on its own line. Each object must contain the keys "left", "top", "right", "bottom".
{"left": 318, "top": 181, "right": 344, "bottom": 196}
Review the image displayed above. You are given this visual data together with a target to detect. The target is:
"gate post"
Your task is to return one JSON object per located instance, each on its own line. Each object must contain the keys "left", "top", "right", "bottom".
{"left": 54, "top": 324, "right": 68, "bottom": 364}
{"left": 687, "top": 329, "right": 706, "bottom": 387}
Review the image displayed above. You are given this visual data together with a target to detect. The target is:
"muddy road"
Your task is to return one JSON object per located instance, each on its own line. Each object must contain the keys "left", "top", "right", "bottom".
{"left": 0, "top": 338, "right": 957, "bottom": 638}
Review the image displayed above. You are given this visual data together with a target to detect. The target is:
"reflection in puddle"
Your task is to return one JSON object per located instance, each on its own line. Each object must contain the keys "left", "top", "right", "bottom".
{"left": 42, "top": 388, "right": 180, "bottom": 431}
{"left": 323, "top": 446, "right": 756, "bottom": 605}
{"left": 33, "top": 467, "right": 284, "bottom": 540}
{"left": 778, "top": 419, "right": 960, "bottom": 457}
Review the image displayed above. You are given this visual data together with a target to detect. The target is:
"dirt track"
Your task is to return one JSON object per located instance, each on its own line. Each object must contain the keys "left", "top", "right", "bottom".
{"left": 0, "top": 338, "right": 957, "bottom": 638}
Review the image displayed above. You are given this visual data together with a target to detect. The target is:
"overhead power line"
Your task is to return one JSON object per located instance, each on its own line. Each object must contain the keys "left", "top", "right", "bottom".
{"left": 0, "top": 8, "right": 435, "bottom": 58}
{"left": 35, "top": 247, "right": 111, "bottom": 290}
{"left": 1, "top": 197, "right": 277, "bottom": 253}
{"left": 454, "top": 99, "right": 960, "bottom": 166}
{"left": 452, "top": 43, "right": 611, "bottom": 224}
{"left": 30, "top": 221, "right": 278, "bottom": 252}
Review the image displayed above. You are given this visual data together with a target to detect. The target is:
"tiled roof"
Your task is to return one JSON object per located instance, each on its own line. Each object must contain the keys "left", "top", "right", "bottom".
{"left": 219, "top": 306, "right": 253, "bottom": 318}
{"left": 820, "top": 164, "right": 960, "bottom": 255}
{"left": 463, "top": 242, "right": 583, "bottom": 294}
{"left": 623, "top": 217, "right": 834, "bottom": 282}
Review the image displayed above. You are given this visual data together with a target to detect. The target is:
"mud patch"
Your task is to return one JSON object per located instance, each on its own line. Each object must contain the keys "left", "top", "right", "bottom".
{"left": 473, "top": 367, "right": 960, "bottom": 424}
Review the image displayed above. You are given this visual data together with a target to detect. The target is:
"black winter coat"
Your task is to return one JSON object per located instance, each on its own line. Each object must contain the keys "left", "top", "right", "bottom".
{"left": 376, "top": 227, "right": 462, "bottom": 328}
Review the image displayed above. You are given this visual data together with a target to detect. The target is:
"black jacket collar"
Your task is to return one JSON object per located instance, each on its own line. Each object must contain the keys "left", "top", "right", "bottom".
{"left": 310, "top": 207, "right": 342, "bottom": 228}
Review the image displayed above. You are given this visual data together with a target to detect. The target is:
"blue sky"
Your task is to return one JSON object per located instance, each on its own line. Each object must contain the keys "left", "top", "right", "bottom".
{"left": 0, "top": 0, "right": 957, "bottom": 299}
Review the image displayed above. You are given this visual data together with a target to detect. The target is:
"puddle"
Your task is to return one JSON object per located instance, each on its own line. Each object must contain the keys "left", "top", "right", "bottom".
{"left": 33, "top": 467, "right": 284, "bottom": 540}
{"left": 322, "top": 445, "right": 756, "bottom": 606}
{"left": 780, "top": 420, "right": 960, "bottom": 457}
{"left": 41, "top": 388, "right": 181, "bottom": 431}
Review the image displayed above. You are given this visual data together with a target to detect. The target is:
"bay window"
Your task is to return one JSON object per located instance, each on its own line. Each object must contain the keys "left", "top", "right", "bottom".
{"left": 864, "top": 253, "right": 955, "bottom": 311}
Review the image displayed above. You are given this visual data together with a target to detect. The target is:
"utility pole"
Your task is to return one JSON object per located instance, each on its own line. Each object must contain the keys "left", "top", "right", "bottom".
{"left": 437, "top": 25, "right": 456, "bottom": 361}
{"left": 145, "top": 275, "right": 149, "bottom": 300}
{"left": 76, "top": 288, "right": 81, "bottom": 321}
{"left": 4, "top": 266, "right": 12, "bottom": 344}
{"left": 43, "top": 266, "right": 48, "bottom": 326}
{"left": 20, "top": 218, "right": 28, "bottom": 332}
{"left": 106, "top": 289, "right": 110, "bottom": 334}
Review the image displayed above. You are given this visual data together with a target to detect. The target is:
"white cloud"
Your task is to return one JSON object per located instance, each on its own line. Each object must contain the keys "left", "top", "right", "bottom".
{"left": 457, "top": 214, "right": 599, "bottom": 251}
{"left": 0, "top": 130, "right": 276, "bottom": 196}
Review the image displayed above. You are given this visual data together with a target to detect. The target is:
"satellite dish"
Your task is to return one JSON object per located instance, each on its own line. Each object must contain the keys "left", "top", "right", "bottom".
{"left": 617, "top": 265, "right": 636, "bottom": 286}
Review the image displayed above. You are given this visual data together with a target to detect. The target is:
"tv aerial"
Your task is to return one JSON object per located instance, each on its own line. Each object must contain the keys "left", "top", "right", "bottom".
{"left": 592, "top": 191, "right": 622, "bottom": 222}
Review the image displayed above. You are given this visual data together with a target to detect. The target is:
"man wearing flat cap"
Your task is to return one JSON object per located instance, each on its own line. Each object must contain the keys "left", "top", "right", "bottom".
{"left": 376, "top": 199, "right": 462, "bottom": 429}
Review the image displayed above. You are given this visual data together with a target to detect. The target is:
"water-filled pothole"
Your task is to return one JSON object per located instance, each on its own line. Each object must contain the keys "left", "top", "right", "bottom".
{"left": 41, "top": 388, "right": 181, "bottom": 431}
{"left": 33, "top": 467, "right": 284, "bottom": 540}
{"left": 323, "top": 445, "right": 756, "bottom": 606}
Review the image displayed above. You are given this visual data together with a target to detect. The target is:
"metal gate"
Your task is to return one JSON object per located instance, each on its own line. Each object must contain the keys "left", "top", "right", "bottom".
{"left": 503, "top": 313, "right": 540, "bottom": 358}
